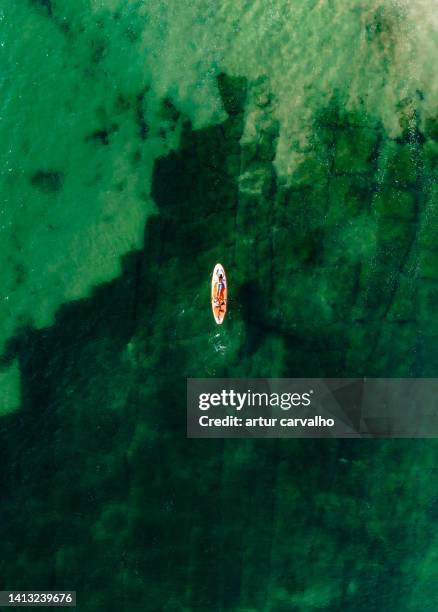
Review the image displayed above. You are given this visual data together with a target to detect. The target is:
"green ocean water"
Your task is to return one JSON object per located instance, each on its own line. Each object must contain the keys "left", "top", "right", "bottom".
{"left": 0, "top": 1, "right": 437, "bottom": 611}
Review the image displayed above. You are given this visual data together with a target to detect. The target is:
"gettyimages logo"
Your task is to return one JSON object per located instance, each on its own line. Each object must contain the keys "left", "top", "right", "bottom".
{"left": 198, "top": 389, "right": 313, "bottom": 410}
{"left": 194, "top": 386, "right": 334, "bottom": 431}
{"left": 188, "top": 378, "right": 438, "bottom": 438}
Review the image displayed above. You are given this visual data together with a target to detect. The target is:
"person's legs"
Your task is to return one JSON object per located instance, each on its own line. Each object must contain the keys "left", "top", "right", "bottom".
{"left": 219, "top": 288, "right": 225, "bottom": 305}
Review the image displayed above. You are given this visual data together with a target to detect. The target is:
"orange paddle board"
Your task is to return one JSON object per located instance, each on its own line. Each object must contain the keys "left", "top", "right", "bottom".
{"left": 211, "top": 263, "right": 227, "bottom": 324}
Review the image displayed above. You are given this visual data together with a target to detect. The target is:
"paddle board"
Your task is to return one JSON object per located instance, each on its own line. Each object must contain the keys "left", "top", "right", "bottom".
{"left": 211, "top": 263, "right": 227, "bottom": 324}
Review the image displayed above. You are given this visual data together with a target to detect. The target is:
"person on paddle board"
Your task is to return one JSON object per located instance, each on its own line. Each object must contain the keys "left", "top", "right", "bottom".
{"left": 215, "top": 274, "right": 226, "bottom": 306}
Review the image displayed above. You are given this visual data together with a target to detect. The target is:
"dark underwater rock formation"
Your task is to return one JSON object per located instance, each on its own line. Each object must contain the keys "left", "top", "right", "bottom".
{"left": 32, "top": 0, "right": 53, "bottom": 17}
{"left": 30, "top": 170, "right": 64, "bottom": 192}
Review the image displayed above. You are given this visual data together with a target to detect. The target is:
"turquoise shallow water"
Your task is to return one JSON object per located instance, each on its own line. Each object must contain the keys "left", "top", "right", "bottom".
{"left": 0, "top": 1, "right": 437, "bottom": 610}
